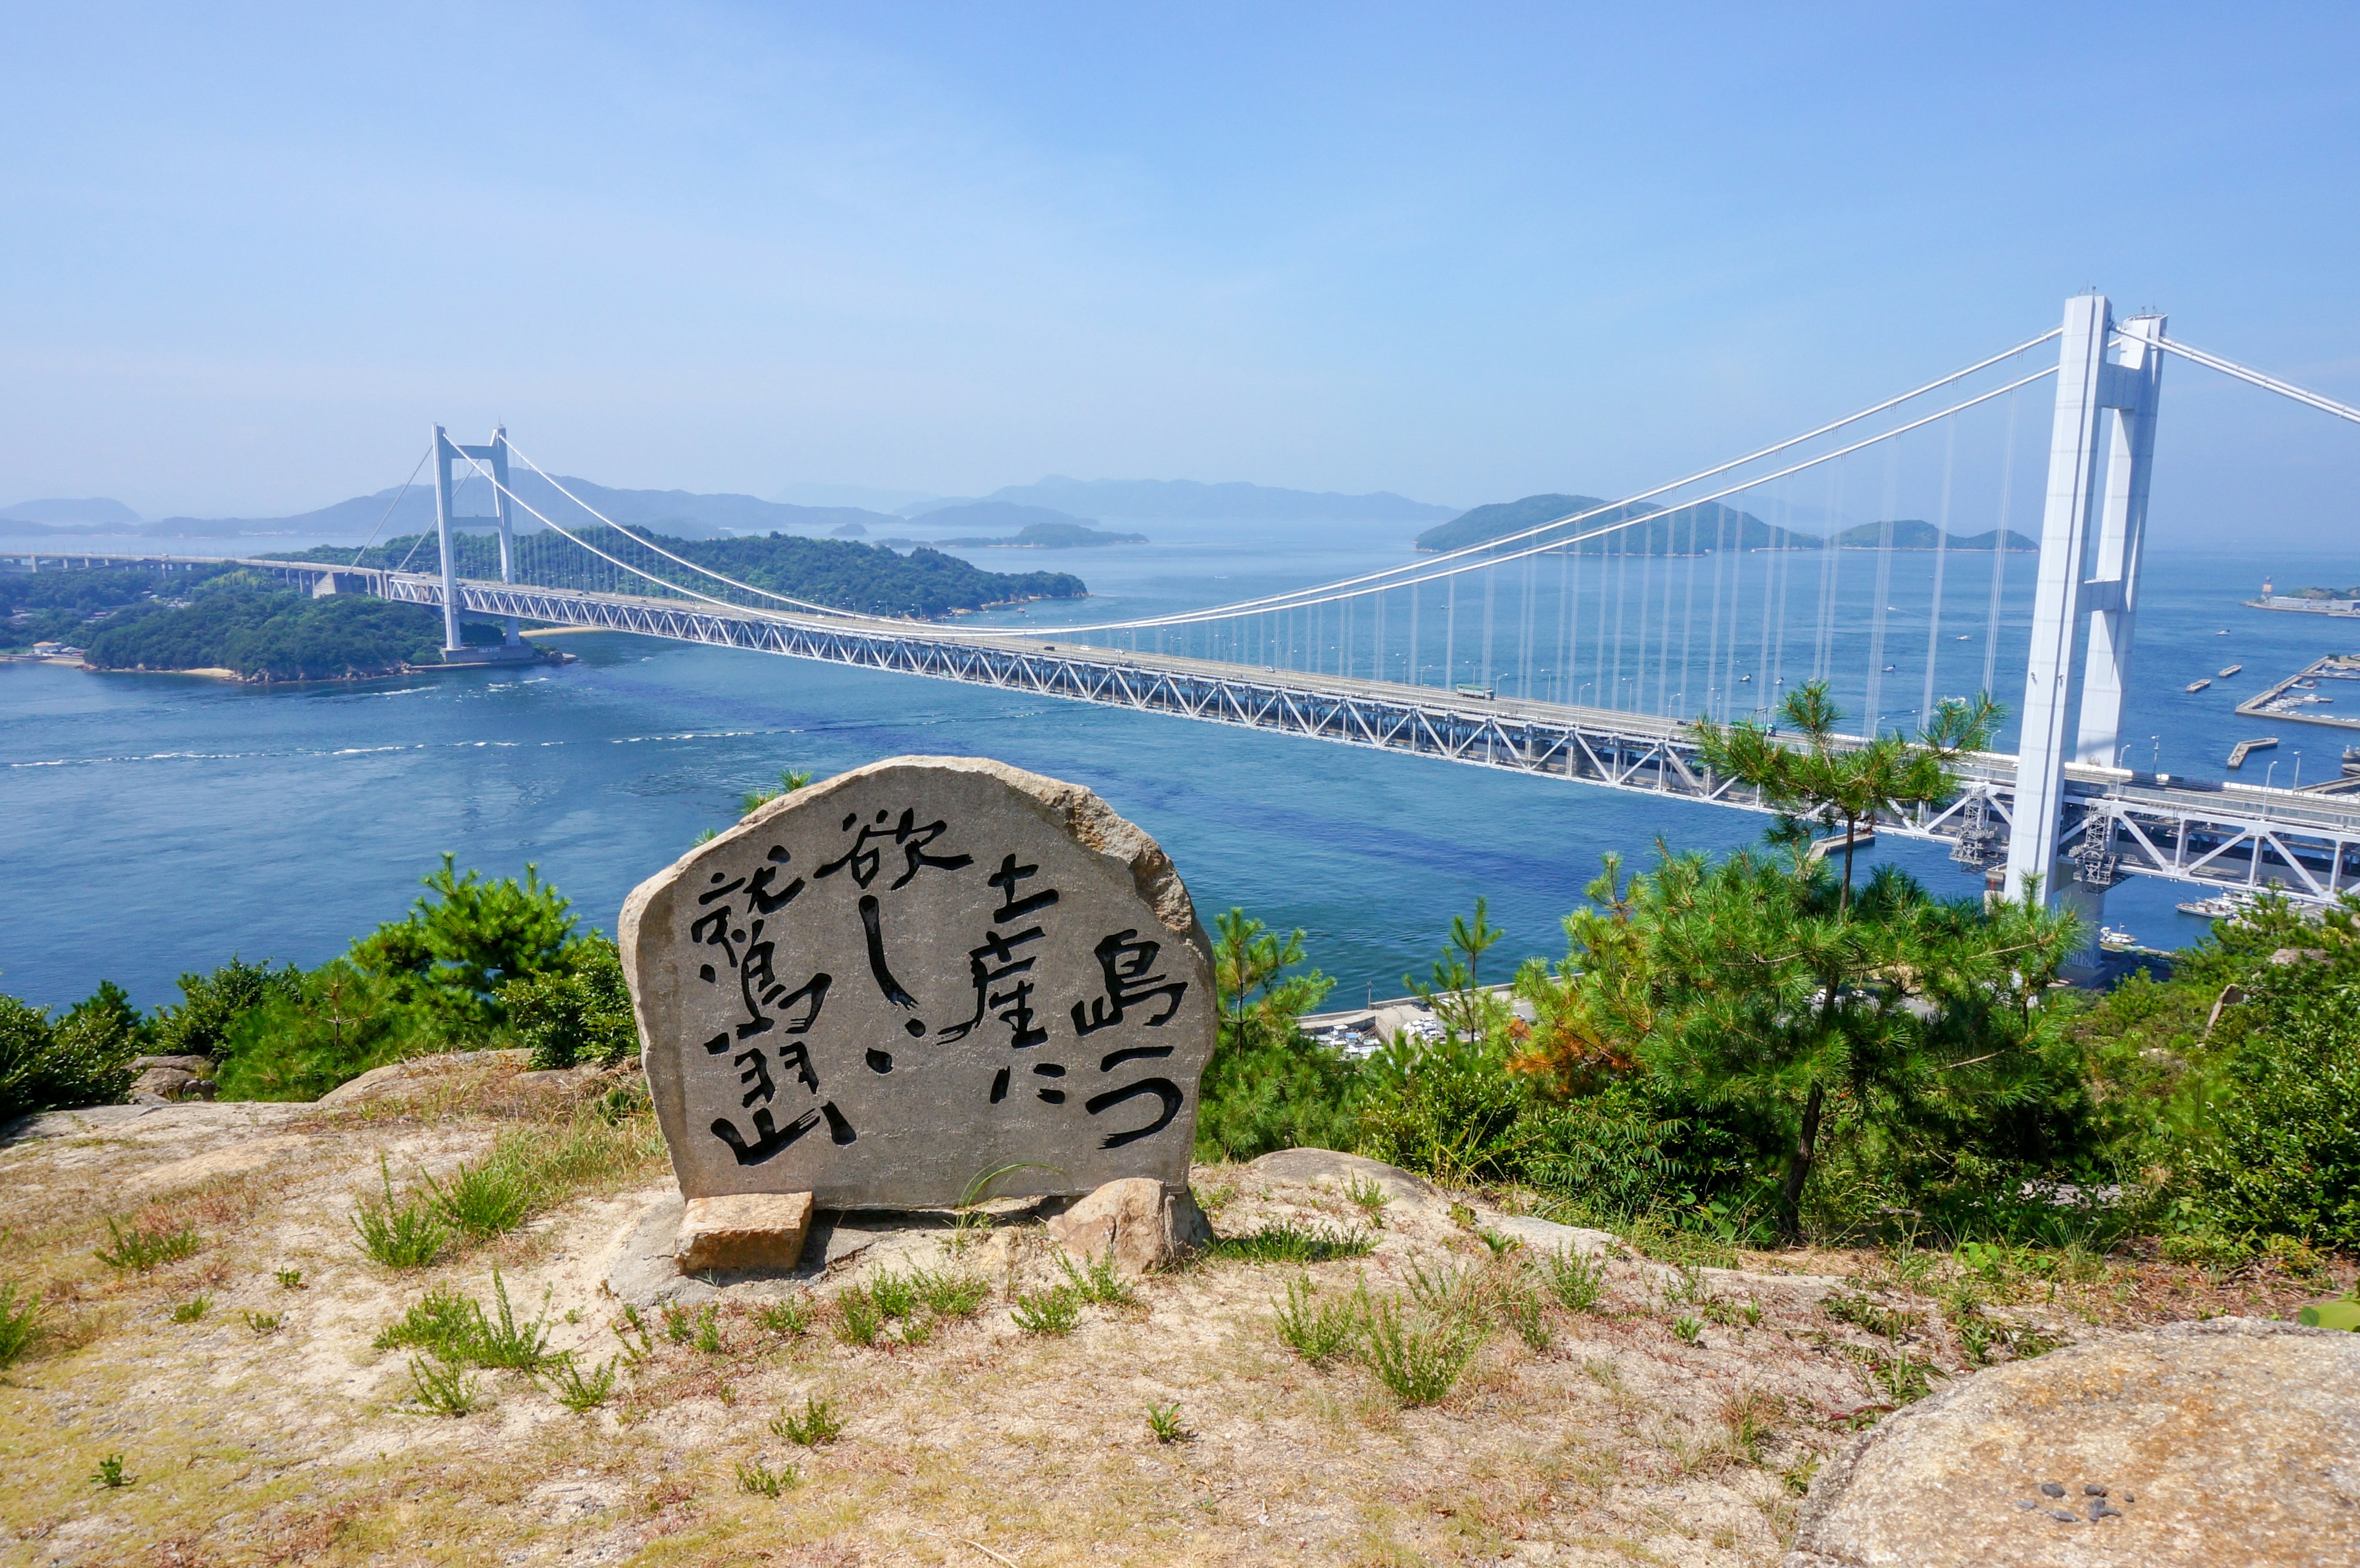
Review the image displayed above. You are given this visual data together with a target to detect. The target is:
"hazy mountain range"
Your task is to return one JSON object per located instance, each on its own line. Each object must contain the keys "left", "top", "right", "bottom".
{"left": 1415, "top": 494, "right": 2037, "bottom": 555}
{"left": 899, "top": 476, "right": 1454, "bottom": 523}
{"left": 4, "top": 472, "right": 1453, "bottom": 541}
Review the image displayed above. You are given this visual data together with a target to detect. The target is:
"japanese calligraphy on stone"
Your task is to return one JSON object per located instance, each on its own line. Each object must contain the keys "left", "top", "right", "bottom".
{"left": 620, "top": 756, "right": 1216, "bottom": 1209}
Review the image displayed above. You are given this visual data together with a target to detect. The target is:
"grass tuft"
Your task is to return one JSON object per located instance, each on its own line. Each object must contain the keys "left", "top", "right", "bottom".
{"left": 1146, "top": 1400, "right": 1192, "bottom": 1443}
{"left": 170, "top": 1293, "right": 211, "bottom": 1323}
{"left": 241, "top": 1309, "right": 282, "bottom": 1335}
{"left": 546, "top": 1354, "right": 618, "bottom": 1413}
{"left": 95, "top": 1217, "right": 199, "bottom": 1272}
{"left": 90, "top": 1453, "right": 130, "bottom": 1488}
{"left": 754, "top": 1295, "right": 814, "bottom": 1336}
{"left": 911, "top": 1269, "right": 989, "bottom": 1318}
{"left": 352, "top": 1156, "right": 449, "bottom": 1269}
{"left": 770, "top": 1394, "right": 842, "bottom": 1446}
{"left": 273, "top": 1267, "right": 305, "bottom": 1290}
{"left": 834, "top": 1287, "right": 884, "bottom": 1347}
{"left": 1543, "top": 1249, "right": 1606, "bottom": 1314}
{"left": 375, "top": 1285, "right": 478, "bottom": 1358}
{"left": 408, "top": 1355, "right": 480, "bottom": 1416}
{"left": 1272, "top": 1274, "right": 1362, "bottom": 1365}
{"left": 1206, "top": 1221, "right": 1375, "bottom": 1265}
{"left": 0, "top": 1282, "right": 41, "bottom": 1370}
{"left": 736, "top": 1456, "right": 798, "bottom": 1497}
{"left": 469, "top": 1270, "right": 556, "bottom": 1371}
{"left": 1363, "top": 1295, "right": 1482, "bottom": 1406}
{"left": 1344, "top": 1175, "right": 1390, "bottom": 1227}
{"left": 1012, "top": 1285, "right": 1081, "bottom": 1336}
{"left": 1058, "top": 1250, "right": 1138, "bottom": 1306}
{"left": 423, "top": 1154, "right": 532, "bottom": 1241}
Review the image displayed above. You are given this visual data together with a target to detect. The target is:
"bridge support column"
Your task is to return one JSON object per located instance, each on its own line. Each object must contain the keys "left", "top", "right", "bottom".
{"left": 431, "top": 423, "right": 463, "bottom": 654}
{"left": 2004, "top": 296, "right": 2168, "bottom": 922}
{"left": 490, "top": 426, "right": 521, "bottom": 647}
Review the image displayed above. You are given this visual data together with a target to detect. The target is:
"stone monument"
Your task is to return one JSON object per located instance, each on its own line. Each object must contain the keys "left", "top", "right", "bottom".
{"left": 619, "top": 756, "right": 1217, "bottom": 1231}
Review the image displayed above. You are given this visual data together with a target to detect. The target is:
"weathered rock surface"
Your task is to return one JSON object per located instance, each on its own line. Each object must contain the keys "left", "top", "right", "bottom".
{"left": 128, "top": 1054, "right": 218, "bottom": 1103}
{"left": 674, "top": 1191, "right": 816, "bottom": 1273}
{"left": 621, "top": 756, "right": 1216, "bottom": 1210}
{"left": 1046, "top": 1176, "right": 1210, "bottom": 1273}
{"left": 314, "top": 1048, "right": 530, "bottom": 1107}
{"left": 1787, "top": 1317, "right": 2360, "bottom": 1567}
{"left": 1246, "top": 1147, "right": 1437, "bottom": 1201}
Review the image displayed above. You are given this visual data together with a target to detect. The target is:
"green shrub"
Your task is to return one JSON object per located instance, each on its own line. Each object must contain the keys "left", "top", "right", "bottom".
{"left": 211, "top": 963, "right": 419, "bottom": 1102}
{"left": 502, "top": 935, "right": 639, "bottom": 1070}
{"left": 2175, "top": 974, "right": 2360, "bottom": 1250}
{"left": 1, "top": 985, "right": 143, "bottom": 1124}
{"left": 425, "top": 1154, "right": 532, "bottom": 1241}
{"left": 546, "top": 1354, "right": 618, "bottom": 1411}
{"left": 151, "top": 957, "right": 299, "bottom": 1060}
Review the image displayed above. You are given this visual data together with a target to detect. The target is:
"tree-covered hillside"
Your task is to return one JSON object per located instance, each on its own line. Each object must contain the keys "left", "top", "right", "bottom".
{"left": 2, "top": 563, "right": 241, "bottom": 651}
{"left": 274, "top": 527, "right": 1087, "bottom": 619}
{"left": 82, "top": 581, "right": 503, "bottom": 680}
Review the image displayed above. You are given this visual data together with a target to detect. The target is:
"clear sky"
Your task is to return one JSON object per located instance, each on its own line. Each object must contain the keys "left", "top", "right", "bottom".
{"left": 2, "top": 2, "right": 2354, "bottom": 542}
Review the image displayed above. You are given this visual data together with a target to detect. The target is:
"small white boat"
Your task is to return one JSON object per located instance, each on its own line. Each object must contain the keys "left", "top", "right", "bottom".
{"left": 2099, "top": 925, "right": 2138, "bottom": 950}
{"left": 2187, "top": 678, "right": 2212, "bottom": 692}
{"left": 2219, "top": 664, "right": 2242, "bottom": 677}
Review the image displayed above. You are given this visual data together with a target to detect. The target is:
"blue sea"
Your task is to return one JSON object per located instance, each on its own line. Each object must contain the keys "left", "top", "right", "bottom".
{"left": 5, "top": 524, "right": 2358, "bottom": 1012}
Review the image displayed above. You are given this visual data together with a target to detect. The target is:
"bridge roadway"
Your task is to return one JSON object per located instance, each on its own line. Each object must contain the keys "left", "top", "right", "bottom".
{"left": 22, "top": 550, "right": 2360, "bottom": 902}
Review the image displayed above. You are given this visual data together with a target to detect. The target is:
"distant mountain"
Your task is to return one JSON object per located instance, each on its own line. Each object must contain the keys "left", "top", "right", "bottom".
{"left": 1828, "top": 519, "right": 2037, "bottom": 551}
{"left": 1421, "top": 494, "right": 2036, "bottom": 555}
{"left": 0, "top": 497, "right": 143, "bottom": 527}
{"left": 771, "top": 481, "right": 943, "bottom": 513}
{"left": 140, "top": 474, "right": 899, "bottom": 542}
{"left": 902, "top": 476, "right": 1452, "bottom": 523}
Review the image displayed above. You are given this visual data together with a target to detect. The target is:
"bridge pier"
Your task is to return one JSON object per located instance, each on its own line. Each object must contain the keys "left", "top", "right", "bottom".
{"left": 2005, "top": 295, "right": 2166, "bottom": 928}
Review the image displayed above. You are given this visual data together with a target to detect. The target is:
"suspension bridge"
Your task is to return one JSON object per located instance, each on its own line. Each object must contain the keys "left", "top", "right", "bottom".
{"left": 17, "top": 294, "right": 2360, "bottom": 922}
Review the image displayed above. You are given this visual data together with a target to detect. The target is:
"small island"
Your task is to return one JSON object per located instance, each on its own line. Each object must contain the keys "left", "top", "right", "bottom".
{"left": 272, "top": 525, "right": 1090, "bottom": 619}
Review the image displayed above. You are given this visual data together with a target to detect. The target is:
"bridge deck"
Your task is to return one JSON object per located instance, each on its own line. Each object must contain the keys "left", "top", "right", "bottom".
{"left": 21, "top": 551, "right": 2360, "bottom": 901}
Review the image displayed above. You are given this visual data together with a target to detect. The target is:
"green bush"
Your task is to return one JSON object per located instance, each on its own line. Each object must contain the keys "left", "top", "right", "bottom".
{"left": 2174, "top": 971, "right": 2360, "bottom": 1249}
{"left": 152, "top": 957, "right": 299, "bottom": 1060}
{"left": 501, "top": 935, "right": 638, "bottom": 1070}
{"left": 0, "top": 984, "right": 144, "bottom": 1124}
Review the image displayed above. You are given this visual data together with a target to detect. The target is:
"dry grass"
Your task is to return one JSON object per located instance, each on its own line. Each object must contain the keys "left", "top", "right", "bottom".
{"left": 4, "top": 1082, "right": 2334, "bottom": 1566}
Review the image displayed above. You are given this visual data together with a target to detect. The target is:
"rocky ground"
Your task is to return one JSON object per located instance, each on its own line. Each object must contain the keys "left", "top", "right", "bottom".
{"left": 1, "top": 1055, "right": 2347, "bottom": 1567}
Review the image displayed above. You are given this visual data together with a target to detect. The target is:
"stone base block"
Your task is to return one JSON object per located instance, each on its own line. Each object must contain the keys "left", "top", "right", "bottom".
{"left": 674, "top": 1192, "right": 814, "bottom": 1274}
{"left": 1047, "top": 1177, "right": 1210, "bottom": 1274}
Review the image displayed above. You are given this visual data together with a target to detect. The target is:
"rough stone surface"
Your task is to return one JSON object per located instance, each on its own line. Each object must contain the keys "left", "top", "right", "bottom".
{"left": 1245, "top": 1147, "right": 1437, "bottom": 1201}
{"left": 674, "top": 1191, "right": 815, "bottom": 1273}
{"left": 620, "top": 756, "right": 1215, "bottom": 1209}
{"left": 127, "top": 1054, "right": 218, "bottom": 1102}
{"left": 314, "top": 1049, "right": 530, "bottom": 1107}
{"left": 1787, "top": 1317, "right": 2360, "bottom": 1567}
{"left": 1046, "top": 1176, "right": 1210, "bottom": 1273}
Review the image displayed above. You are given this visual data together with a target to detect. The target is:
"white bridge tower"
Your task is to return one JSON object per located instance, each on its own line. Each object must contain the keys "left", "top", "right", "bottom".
{"left": 2004, "top": 295, "right": 2167, "bottom": 914}
{"left": 430, "top": 424, "right": 529, "bottom": 660}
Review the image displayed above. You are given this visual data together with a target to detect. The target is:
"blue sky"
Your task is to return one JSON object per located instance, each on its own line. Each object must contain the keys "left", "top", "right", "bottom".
{"left": 2, "top": 2, "right": 2354, "bottom": 541}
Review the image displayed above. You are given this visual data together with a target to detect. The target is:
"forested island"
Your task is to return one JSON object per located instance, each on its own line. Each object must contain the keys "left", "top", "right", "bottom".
{"left": 272, "top": 526, "right": 1088, "bottom": 619}
{"left": 1416, "top": 493, "right": 2039, "bottom": 555}
{"left": 1, "top": 565, "right": 509, "bottom": 680}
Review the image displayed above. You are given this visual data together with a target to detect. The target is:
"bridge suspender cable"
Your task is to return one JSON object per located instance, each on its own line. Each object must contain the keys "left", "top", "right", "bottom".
{"left": 1025, "top": 362, "right": 2060, "bottom": 635}
{"left": 489, "top": 441, "right": 888, "bottom": 620}
{"left": 1026, "top": 329, "right": 2066, "bottom": 630}
{"left": 347, "top": 445, "right": 431, "bottom": 571}
{"left": 402, "top": 332, "right": 2059, "bottom": 645}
